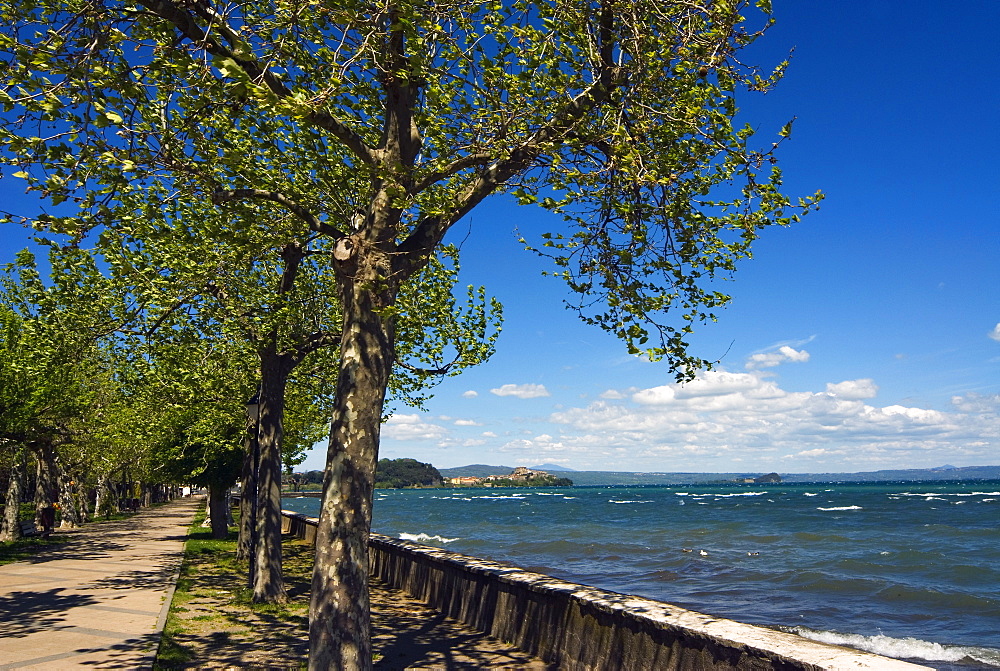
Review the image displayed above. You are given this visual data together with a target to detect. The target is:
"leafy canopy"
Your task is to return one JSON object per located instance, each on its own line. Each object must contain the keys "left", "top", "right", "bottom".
{"left": 2, "top": 0, "right": 818, "bottom": 382}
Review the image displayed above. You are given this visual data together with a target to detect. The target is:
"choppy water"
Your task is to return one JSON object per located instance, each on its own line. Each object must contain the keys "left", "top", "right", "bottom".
{"left": 283, "top": 480, "right": 1000, "bottom": 669}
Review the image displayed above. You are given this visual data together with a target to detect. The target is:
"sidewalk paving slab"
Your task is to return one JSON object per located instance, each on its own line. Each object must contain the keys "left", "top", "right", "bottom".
{"left": 0, "top": 497, "right": 200, "bottom": 670}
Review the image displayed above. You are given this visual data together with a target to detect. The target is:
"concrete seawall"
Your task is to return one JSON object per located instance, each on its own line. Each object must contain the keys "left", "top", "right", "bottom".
{"left": 281, "top": 510, "right": 930, "bottom": 671}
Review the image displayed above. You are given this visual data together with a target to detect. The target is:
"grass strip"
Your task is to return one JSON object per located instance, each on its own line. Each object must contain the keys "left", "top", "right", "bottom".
{"left": 155, "top": 509, "right": 312, "bottom": 670}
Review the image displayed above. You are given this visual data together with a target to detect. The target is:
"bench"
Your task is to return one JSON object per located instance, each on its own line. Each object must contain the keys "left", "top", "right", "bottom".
{"left": 19, "top": 520, "right": 39, "bottom": 537}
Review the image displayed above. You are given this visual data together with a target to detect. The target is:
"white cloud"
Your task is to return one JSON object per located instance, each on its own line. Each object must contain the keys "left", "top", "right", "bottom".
{"left": 600, "top": 389, "right": 627, "bottom": 400}
{"left": 989, "top": 323, "right": 1000, "bottom": 342}
{"left": 746, "top": 345, "right": 811, "bottom": 369}
{"left": 498, "top": 434, "right": 588, "bottom": 453}
{"left": 454, "top": 419, "right": 482, "bottom": 427}
{"left": 950, "top": 393, "right": 1000, "bottom": 414}
{"left": 784, "top": 448, "right": 841, "bottom": 459}
{"left": 490, "top": 383, "right": 551, "bottom": 399}
{"left": 677, "top": 371, "right": 762, "bottom": 398}
{"left": 825, "top": 379, "right": 878, "bottom": 400}
{"left": 481, "top": 431, "right": 498, "bottom": 438}
{"left": 382, "top": 414, "right": 448, "bottom": 441}
{"left": 547, "top": 368, "right": 999, "bottom": 470}
{"left": 462, "top": 390, "right": 479, "bottom": 398}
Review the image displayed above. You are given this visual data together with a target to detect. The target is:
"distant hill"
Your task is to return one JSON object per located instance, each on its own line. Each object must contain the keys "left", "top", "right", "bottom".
{"left": 438, "top": 464, "right": 514, "bottom": 478}
{"left": 781, "top": 465, "right": 1000, "bottom": 483}
{"left": 566, "top": 471, "right": 748, "bottom": 486}
{"left": 531, "top": 463, "right": 576, "bottom": 472}
{"left": 438, "top": 464, "right": 1000, "bottom": 486}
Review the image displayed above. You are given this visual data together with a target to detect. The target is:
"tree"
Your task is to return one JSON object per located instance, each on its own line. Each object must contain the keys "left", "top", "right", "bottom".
{"left": 2, "top": 1, "right": 820, "bottom": 667}
{"left": 0, "top": 247, "right": 127, "bottom": 529}
{"left": 98, "top": 188, "right": 496, "bottom": 601}
{"left": 374, "top": 458, "right": 443, "bottom": 489}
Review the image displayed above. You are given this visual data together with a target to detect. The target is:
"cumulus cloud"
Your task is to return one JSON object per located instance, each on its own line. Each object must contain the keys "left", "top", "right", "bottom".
{"left": 462, "top": 390, "right": 479, "bottom": 398}
{"left": 498, "top": 434, "right": 589, "bottom": 453}
{"left": 381, "top": 414, "right": 449, "bottom": 441}
{"left": 990, "top": 323, "right": 1000, "bottom": 342}
{"left": 490, "top": 383, "right": 551, "bottom": 399}
{"left": 746, "top": 346, "right": 811, "bottom": 369}
{"left": 547, "top": 368, "right": 998, "bottom": 470}
{"left": 825, "top": 379, "right": 878, "bottom": 400}
{"left": 453, "top": 419, "right": 482, "bottom": 427}
{"left": 951, "top": 393, "right": 1000, "bottom": 414}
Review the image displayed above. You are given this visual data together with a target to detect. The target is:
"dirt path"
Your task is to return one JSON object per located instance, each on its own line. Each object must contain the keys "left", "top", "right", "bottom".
{"left": 161, "top": 534, "right": 552, "bottom": 669}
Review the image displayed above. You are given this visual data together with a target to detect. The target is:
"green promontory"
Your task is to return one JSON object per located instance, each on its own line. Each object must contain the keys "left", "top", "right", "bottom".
{"left": 375, "top": 459, "right": 444, "bottom": 489}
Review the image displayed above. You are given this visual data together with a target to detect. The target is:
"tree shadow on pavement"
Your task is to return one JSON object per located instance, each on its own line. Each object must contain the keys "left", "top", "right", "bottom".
{"left": 0, "top": 587, "right": 99, "bottom": 638}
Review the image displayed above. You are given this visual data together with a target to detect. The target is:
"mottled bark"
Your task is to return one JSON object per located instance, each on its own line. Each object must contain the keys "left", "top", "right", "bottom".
{"left": 237, "top": 441, "right": 254, "bottom": 562}
{"left": 0, "top": 450, "right": 25, "bottom": 542}
{"left": 253, "top": 349, "right": 291, "bottom": 603}
{"left": 94, "top": 474, "right": 114, "bottom": 518}
{"left": 310, "top": 253, "right": 396, "bottom": 670}
{"left": 33, "top": 442, "right": 59, "bottom": 531}
{"left": 76, "top": 485, "right": 90, "bottom": 524}
{"left": 57, "top": 472, "right": 80, "bottom": 528}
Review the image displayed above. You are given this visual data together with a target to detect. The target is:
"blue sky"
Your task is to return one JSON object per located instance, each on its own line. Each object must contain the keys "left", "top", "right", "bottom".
{"left": 3, "top": 2, "right": 998, "bottom": 474}
{"left": 365, "top": 1, "right": 1000, "bottom": 474}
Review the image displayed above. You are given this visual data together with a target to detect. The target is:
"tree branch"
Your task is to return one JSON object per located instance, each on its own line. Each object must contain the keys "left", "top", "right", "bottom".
{"left": 212, "top": 188, "right": 345, "bottom": 239}
{"left": 396, "top": 72, "right": 622, "bottom": 275}
{"left": 285, "top": 330, "right": 342, "bottom": 367}
{"left": 133, "top": 0, "right": 378, "bottom": 165}
{"left": 394, "top": 359, "right": 456, "bottom": 377}
{"left": 142, "top": 291, "right": 199, "bottom": 338}
{"left": 410, "top": 152, "right": 492, "bottom": 194}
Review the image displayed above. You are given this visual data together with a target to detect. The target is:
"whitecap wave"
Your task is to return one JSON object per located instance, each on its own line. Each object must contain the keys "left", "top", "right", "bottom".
{"left": 791, "top": 627, "right": 1000, "bottom": 665}
{"left": 817, "top": 505, "right": 862, "bottom": 511}
{"left": 609, "top": 500, "right": 654, "bottom": 504}
{"left": 399, "top": 532, "right": 459, "bottom": 544}
{"left": 699, "top": 491, "right": 768, "bottom": 498}
{"left": 896, "top": 491, "right": 1000, "bottom": 498}
{"left": 804, "top": 492, "right": 818, "bottom": 497}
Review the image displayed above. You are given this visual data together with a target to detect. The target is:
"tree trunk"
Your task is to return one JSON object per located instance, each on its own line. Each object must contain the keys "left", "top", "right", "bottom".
{"left": 76, "top": 484, "right": 90, "bottom": 524}
{"left": 58, "top": 471, "right": 80, "bottom": 529}
{"left": 309, "top": 269, "right": 396, "bottom": 670}
{"left": 207, "top": 483, "right": 229, "bottom": 539}
{"left": 237, "top": 422, "right": 255, "bottom": 562}
{"left": 0, "top": 449, "right": 25, "bottom": 542}
{"left": 253, "top": 349, "right": 291, "bottom": 603}
{"left": 95, "top": 474, "right": 114, "bottom": 518}
{"left": 33, "top": 442, "right": 59, "bottom": 532}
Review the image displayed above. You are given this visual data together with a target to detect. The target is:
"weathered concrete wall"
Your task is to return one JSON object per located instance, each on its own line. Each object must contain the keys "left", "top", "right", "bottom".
{"left": 281, "top": 510, "right": 929, "bottom": 671}
{"left": 280, "top": 509, "right": 318, "bottom": 543}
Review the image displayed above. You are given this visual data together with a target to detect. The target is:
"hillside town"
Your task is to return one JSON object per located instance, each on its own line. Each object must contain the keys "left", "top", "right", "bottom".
{"left": 445, "top": 466, "right": 573, "bottom": 488}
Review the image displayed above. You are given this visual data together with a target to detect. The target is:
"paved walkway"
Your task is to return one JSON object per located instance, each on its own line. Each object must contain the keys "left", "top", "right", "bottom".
{"left": 0, "top": 497, "right": 200, "bottom": 670}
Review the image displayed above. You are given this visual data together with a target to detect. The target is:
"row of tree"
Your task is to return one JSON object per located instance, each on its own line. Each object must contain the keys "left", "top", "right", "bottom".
{"left": 0, "top": 243, "right": 335, "bottom": 543}
{"left": 1, "top": 1, "right": 818, "bottom": 667}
